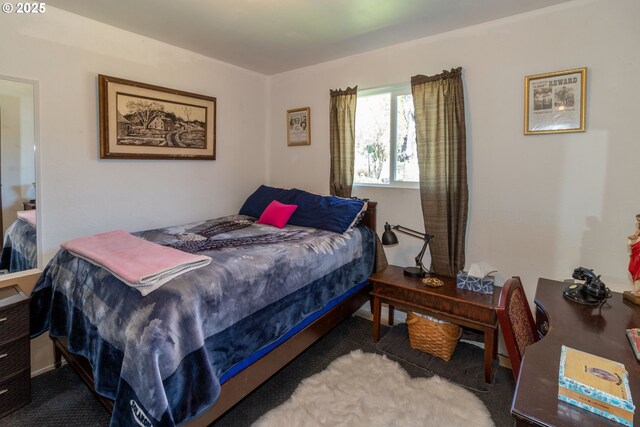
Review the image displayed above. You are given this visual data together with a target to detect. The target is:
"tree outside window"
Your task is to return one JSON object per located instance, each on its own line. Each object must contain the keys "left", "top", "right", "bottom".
{"left": 355, "top": 86, "right": 418, "bottom": 186}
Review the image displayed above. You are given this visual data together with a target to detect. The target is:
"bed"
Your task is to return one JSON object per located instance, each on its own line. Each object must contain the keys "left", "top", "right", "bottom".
{"left": 30, "top": 188, "right": 378, "bottom": 427}
{"left": 1, "top": 211, "right": 37, "bottom": 273}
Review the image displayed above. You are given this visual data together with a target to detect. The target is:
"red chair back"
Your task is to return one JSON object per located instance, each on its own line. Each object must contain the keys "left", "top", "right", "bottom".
{"left": 496, "top": 277, "right": 538, "bottom": 382}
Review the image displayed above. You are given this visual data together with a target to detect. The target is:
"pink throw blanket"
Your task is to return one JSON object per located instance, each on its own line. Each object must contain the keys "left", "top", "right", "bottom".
{"left": 17, "top": 210, "right": 36, "bottom": 228}
{"left": 61, "top": 229, "right": 211, "bottom": 295}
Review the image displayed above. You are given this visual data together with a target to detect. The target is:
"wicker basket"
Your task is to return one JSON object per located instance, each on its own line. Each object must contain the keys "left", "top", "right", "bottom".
{"left": 406, "top": 312, "right": 462, "bottom": 361}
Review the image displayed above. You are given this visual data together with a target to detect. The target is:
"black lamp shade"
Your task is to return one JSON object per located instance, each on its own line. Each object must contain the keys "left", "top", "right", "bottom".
{"left": 381, "top": 223, "right": 399, "bottom": 245}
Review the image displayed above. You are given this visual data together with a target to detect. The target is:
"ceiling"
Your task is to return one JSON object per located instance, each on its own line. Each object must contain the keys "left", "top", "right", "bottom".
{"left": 46, "top": 0, "right": 574, "bottom": 75}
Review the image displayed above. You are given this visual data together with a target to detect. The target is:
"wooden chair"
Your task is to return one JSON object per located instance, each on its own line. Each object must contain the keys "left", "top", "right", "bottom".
{"left": 496, "top": 277, "right": 538, "bottom": 382}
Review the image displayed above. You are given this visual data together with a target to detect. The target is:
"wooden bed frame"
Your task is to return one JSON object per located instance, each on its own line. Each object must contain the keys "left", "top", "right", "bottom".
{"left": 51, "top": 201, "right": 377, "bottom": 426}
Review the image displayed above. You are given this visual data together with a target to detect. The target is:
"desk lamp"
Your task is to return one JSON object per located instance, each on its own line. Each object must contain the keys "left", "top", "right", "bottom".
{"left": 381, "top": 222, "right": 433, "bottom": 278}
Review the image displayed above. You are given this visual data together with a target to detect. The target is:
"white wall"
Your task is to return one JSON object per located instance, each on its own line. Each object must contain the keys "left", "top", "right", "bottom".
{"left": 267, "top": 0, "right": 640, "bottom": 298}
{"left": 0, "top": 93, "right": 21, "bottom": 233}
{"left": 0, "top": 8, "right": 269, "bottom": 263}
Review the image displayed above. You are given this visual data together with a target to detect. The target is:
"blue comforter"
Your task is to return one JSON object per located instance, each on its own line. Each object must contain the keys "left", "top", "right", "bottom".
{"left": 30, "top": 215, "right": 374, "bottom": 426}
{"left": 3, "top": 219, "right": 37, "bottom": 272}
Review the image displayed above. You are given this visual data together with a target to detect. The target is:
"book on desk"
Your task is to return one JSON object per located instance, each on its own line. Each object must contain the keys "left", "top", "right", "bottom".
{"left": 558, "top": 346, "right": 635, "bottom": 426}
{"left": 627, "top": 328, "right": 640, "bottom": 361}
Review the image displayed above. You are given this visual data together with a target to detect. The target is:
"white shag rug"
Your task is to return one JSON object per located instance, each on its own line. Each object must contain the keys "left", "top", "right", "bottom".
{"left": 253, "top": 350, "right": 495, "bottom": 427}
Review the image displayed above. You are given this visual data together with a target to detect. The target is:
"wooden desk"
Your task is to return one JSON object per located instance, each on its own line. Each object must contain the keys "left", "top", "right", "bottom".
{"left": 369, "top": 265, "right": 500, "bottom": 383}
{"left": 512, "top": 278, "right": 640, "bottom": 426}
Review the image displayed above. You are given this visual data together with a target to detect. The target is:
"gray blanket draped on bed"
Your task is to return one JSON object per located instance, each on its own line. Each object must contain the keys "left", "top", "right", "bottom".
{"left": 30, "top": 215, "right": 375, "bottom": 427}
{"left": 2, "top": 218, "right": 37, "bottom": 272}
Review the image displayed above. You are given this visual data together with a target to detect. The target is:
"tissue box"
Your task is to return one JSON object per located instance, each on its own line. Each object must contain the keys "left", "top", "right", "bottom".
{"left": 558, "top": 346, "right": 635, "bottom": 426}
{"left": 456, "top": 271, "right": 494, "bottom": 294}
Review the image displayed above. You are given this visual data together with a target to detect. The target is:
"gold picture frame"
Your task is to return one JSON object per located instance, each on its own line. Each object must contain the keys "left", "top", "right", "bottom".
{"left": 287, "top": 107, "right": 310, "bottom": 146}
{"left": 524, "top": 68, "right": 587, "bottom": 135}
{"left": 99, "top": 75, "right": 216, "bottom": 159}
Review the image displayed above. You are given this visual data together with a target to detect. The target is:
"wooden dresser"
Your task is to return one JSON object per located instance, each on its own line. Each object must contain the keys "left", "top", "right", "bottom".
{"left": 0, "top": 286, "right": 30, "bottom": 418}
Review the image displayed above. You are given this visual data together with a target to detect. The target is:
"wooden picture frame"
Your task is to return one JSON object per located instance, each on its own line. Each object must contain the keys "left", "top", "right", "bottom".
{"left": 99, "top": 75, "right": 216, "bottom": 159}
{"left": 287, "top": 107, "right": 310, "bottom": 146}
{"left": 524, "top": 67, "right": 587, "bottom": 135}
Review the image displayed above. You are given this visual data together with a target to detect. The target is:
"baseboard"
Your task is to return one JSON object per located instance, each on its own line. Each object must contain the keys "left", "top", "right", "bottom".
{"left": 31, "top": 360, "right": 66, "bottom": 378}
{"left": 355, "top": 302, "right": 404, "bottom": 326}
{"left": 498, "top": 354, "right": 512, "bottom": 369}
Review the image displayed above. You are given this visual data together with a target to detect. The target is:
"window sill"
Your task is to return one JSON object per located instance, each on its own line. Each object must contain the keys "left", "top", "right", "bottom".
{"left": 354, "top": 182, "right": 419, "bottom": 190}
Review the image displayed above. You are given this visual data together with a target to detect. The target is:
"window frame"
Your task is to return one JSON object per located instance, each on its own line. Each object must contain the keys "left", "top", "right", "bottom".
{"left": 354, "top": 84, "right": 419, "bottom": 189}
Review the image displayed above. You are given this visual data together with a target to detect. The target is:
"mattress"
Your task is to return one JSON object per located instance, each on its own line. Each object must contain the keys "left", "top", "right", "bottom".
{"left": 30, "top": 215, "right": 375, "bottom": 427}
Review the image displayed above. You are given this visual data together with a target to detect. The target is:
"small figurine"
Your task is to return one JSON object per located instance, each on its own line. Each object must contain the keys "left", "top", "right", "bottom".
{"left": 624, "top": 214, "right": 640, "bottom": 305}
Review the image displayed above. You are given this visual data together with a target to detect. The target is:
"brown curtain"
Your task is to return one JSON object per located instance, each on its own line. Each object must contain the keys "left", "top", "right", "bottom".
{"left": 328, "top": 86, "right": 388, "bottom": 272}
{"left": 411, "top": 67, "right": 468, "bottom": 277}
{"left": 329, "top": 87, "right": 357, "bottom": 198}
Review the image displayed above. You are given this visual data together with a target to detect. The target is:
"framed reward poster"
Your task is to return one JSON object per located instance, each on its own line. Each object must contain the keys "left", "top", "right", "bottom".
{"left": 524, "top": 68, "right": 587, "bottom": 135}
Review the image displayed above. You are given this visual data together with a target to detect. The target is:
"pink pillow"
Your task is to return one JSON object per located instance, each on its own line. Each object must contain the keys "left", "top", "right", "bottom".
{"left": 257, "top": 200, "right": 298, "bottom": 228}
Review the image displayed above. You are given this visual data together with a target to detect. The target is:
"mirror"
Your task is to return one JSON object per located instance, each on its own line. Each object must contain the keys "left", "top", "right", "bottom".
{"left": 0, "top": 77, "right": 38, "bottom": 275}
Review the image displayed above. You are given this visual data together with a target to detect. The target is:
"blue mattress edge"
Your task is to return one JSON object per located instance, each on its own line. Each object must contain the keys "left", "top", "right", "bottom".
{"left": 219, "top": 278, "right": 369, "bottom": 384}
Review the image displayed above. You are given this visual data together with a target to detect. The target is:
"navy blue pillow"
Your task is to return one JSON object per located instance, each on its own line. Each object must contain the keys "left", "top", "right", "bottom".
{"left": 239, "top": 185, "right": 295, "bottom": 218}
{"left": 287, "top": 189, "right": 365, "bottom": 233}
{"left": 239, "top": 185, "right": 366, "bottom": 234}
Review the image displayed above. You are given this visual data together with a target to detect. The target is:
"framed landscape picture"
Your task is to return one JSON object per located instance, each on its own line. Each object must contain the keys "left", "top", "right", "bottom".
{"left": 287, "top": 107, "right": 310, "bottom": 146}
{"left": 524, "top": 67, "right": 587, "bottom": 135}
{"left": 99, "top": 75, "right": 216, "bottom": 159}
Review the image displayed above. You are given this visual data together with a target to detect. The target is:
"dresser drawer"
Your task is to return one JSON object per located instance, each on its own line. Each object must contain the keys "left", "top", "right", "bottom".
{"left": 0, "top": 337, "right": 29, "bottom": 382}
{"left": 0, "top": 369, "right": 30, "bottom": 417}
{"left": 0, "top": 301, "right": 29, "bottom": 345}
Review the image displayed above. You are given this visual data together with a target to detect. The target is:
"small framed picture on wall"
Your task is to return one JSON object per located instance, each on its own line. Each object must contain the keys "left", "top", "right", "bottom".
{"left": 287, "top": 107, "right": 310, "bottom": 146}
{"left": 524, "top": 67, "right": 587, "bottom": 135}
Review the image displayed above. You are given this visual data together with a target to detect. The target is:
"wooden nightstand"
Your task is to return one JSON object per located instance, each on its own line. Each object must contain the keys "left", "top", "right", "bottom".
{"left": 0, "top": 286, "right": 30, "bottom": 418}
{"left": 369, "top": 265, "right": 501, "bottom": 383}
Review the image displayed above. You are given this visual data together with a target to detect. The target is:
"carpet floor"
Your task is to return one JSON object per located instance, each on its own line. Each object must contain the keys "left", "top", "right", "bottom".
{"left": 2, "top": 316, "right": 515, "bottom": 426}
{"left": 377, "top": 323, "right": 497, "bottom": 392}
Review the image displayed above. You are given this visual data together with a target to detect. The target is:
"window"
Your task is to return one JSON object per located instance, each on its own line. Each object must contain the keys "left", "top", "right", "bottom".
{"left": 354, "top": 85, "right": 418, "bottom": 187}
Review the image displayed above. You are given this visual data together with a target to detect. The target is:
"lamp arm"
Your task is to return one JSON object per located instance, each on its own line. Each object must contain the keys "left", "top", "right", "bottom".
{"left": 391, "top": 225, "right": 433, "bottom": 272}
{"left": 414, "top": 235, "right": 431, "bottom": 273}
{"left": 383, "top": 223, "right": 434, "bottom": 277}
{"left": 393, "top": 225, "right": 429, "bottom": 240}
